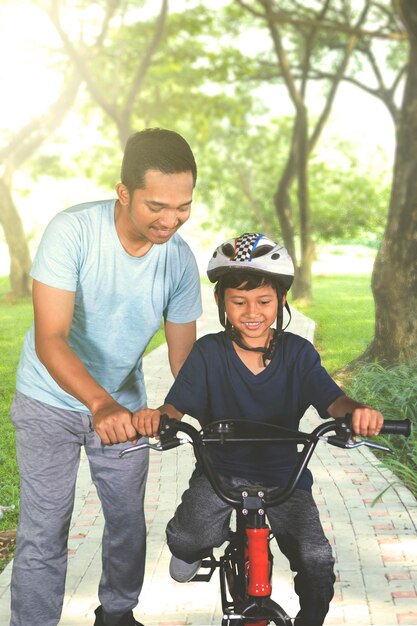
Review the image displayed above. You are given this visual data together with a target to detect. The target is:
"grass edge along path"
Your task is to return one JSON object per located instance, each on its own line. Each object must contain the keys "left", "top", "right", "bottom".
{"left": 296, "top": 274, "right": 417, "bottom": 499}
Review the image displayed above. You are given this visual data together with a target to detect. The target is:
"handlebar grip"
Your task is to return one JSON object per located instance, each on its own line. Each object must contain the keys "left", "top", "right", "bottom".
{"left": 380, "top": 419, "right": 412, "bottom": 437}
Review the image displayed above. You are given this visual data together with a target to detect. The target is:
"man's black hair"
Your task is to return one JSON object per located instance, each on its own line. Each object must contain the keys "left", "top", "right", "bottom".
{"left": 121, "top": 128, "right": 197, "bottom": 193}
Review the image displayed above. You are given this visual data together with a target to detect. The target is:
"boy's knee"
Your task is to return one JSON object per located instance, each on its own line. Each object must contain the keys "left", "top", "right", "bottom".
{"left": 166, "top": 527, "right": 199, "bottom": 560}
{"left": 299, "top": 542, "right": 335, "bottom": 576}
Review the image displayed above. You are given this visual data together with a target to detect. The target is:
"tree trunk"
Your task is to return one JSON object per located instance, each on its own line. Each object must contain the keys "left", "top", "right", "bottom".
{"left": 274, "top": 142, "right": 297, "bottom": 263}
{"left": 361, "top": 0, "right": 417, "bottom": 363}
{"left": 0, "top": 179, "right": 32, "bottom": 297}
{"left": 293, "top": 105, "right": 313, "bottom": 301}
{"left": 274, "top": 113, "right": 314, "bottom": 301}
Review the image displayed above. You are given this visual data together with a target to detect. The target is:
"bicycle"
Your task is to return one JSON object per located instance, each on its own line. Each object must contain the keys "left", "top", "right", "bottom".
{"left": 120, "top": 415, "right": 411, "bottom": 626}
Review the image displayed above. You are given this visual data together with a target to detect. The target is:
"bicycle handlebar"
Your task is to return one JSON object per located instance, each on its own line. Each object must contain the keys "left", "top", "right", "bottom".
{"left": 153, "top": 414, "right": 411, "bottom": 508}
{"left": 120, "top": 415, "right": 411, "bottom": 509}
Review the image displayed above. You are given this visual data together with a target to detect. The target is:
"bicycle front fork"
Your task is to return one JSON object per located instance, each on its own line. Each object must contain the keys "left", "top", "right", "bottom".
{"left": 221, "top": 521, "right": 292, "bottom": 625}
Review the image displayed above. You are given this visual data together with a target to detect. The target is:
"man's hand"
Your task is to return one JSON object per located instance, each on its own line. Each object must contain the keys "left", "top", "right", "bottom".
{"left": 93, "top": 400, "right": 137, "bottom": 445}
{"left": 132, "top": 408, "right": 162, "bottom": 438}
{"left": 351, "top": 405, "right": 384, "bottom": 437}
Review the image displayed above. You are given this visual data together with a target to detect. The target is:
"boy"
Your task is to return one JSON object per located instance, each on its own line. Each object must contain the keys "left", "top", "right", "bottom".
{"left": 133, "top": 232, "right": 383, "bottom": 626}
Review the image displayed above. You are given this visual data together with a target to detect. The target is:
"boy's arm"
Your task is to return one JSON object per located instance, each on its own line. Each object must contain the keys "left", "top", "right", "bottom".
{"left": 327, "top": 395, "right": 383, "bottom": 437}
{"left": 132, "top": 403, "right": 184, "bottom": 438}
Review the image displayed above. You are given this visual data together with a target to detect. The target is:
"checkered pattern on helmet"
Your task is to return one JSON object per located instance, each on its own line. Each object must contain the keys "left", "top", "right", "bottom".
{"left": 233, "top": 233, "right": 262, "bottom": 262}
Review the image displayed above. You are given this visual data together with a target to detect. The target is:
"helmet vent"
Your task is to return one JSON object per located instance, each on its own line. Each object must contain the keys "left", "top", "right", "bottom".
{"left": 271, "top": 253, "right": 281, "bottom": 260}
{"left": 251, "top": 245, "right": 273, "bottom": 258}
{"left": 221, "top": 243, "right": 235, "bottom": 258}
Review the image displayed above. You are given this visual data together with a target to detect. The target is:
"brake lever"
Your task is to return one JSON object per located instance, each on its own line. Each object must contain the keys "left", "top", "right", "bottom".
{"left": 321, "top": 434, "right": 393, "bottom": 454}
{"left": 119, "top": 441, "right": 163, "bottom": 457}
{"left": 345, "top": 439, "right": 393, "bottom": 453}
{"left": 119, "top": 436, "right": 190, "bottom": 457}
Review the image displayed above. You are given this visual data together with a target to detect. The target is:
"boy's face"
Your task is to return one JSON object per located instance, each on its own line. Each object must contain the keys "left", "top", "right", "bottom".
{"left": 222, "top": 283, "right": 284, "bottom": 346}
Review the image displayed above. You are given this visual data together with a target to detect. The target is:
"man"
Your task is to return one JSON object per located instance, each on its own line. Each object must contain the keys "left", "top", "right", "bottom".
{"left": 10, "top": 128, "right": 202, "bottom": 626}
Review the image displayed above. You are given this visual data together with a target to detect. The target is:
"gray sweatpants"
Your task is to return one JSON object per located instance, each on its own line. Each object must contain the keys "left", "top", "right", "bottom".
{"left": 166, "top": 468, "right": 335, "bottom": 626}
{"left": 10, "top": 391, "right": 149, "bottom": 626}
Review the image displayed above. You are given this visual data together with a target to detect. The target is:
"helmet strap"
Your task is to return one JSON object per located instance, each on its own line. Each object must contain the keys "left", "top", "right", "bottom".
{"left": 218, "top": 297, "right": 227, "bottom": 328}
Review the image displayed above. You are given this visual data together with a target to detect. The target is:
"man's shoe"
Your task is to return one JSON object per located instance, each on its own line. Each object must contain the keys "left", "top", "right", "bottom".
{"left": 169, "top": 555, "right": 202, "bottom": 582}
{"left": 94, "top": 605, "right": 144, "bottom": 626}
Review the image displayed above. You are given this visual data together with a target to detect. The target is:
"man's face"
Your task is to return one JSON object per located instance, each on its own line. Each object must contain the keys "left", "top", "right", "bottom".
{"left": 118, "top": 169, "right": 194, "bottom": 246}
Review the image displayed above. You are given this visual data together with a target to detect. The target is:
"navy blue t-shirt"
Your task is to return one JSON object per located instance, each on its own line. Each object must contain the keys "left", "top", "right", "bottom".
{"left": 165, "top": 331, "right": 344, "bottom": 491}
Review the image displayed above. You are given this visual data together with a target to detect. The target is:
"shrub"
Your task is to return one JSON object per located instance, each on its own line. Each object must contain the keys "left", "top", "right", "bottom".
{"left": 346, "top": 360, "right": 417, "bottom": 496}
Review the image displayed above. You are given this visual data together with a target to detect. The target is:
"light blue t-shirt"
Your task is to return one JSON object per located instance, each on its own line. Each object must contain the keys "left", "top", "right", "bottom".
{"left": 16, "top": 199, "right": 202, "bottom": 412}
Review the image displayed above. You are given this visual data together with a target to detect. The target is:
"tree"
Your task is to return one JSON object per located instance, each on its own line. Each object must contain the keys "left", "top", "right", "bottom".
{"left": 231, "top": 1, "right": 370, "bottom": 299}
{"left": 0, "top": 0, "right": 127, "bottom": 297}
{"left": 194, "top": 120, "right": 390, "bottom": 245}
{"left": 46, "top": 0, "right": 168, "bottom": 147}
{"left": 231, "top": 0, "right": 407, "bottom": 301}
{"left": 1, "top": 0, "right": 165, "bottom": 297}
{"left": 0, "top": 71, "right": 81, "bottom": 297}
{"left": 362, "top": 0, "right": 417, "bottom": 363}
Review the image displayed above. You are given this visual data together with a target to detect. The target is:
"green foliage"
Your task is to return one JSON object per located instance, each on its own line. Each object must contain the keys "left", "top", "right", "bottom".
{"left": 197, "top": 119, "right": 293, "bottom": 239}
{"left": 72, "top": 3, "right": 264, "bottom": 189}
{"left": 196, "top": 120, "right": 389, "bottom": 243}
{"left": 27, "top": 151, "right": 78, "bottom": 181}
{"left": 309, "top": 147, "right": 390, "bottom": 240}
{"left": 346, "top": 361, "right": 417, "bottom": 496}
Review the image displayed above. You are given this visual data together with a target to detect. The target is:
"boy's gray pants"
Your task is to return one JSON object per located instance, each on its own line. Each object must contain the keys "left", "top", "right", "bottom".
{"left": 10, "top": 391, "right": 149, "bottom": 626}
{"left": 167, "top": 468, "right": 335, "bottom": 626}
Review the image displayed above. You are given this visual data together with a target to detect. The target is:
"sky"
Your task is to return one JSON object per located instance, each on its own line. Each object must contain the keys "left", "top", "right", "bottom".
{"left": 0, "top": 0, "right": 398, "bottom": 274}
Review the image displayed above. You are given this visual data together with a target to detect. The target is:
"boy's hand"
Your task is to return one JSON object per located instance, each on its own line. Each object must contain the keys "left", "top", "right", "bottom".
{"left": 132, "top": 408, "right": 161, "bottom": 438}
{"left": 351, "top": 406, "right": 384, "bottom": 437}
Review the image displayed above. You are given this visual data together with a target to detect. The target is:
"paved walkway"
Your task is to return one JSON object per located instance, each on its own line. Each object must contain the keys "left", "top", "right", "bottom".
{"left": 1, "top": 284, "right": 416, "bottom": 625}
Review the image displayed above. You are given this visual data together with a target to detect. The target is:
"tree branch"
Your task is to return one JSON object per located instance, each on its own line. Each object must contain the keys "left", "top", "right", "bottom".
{"left": 47, "top": 0, "right": 124, "bottom": 124}
{"left": 123, "top": 0, "right": 168, "bottom": 121}
{"left": 259, "top": 0, "right": 303, "bottom": 111}
{"left": 237, "top": 0, "right": 407, "bottom": 41}
{"left": 309, "top": 1, "right": 371, "bottom": 151}
{"left": 0, "top": 71, "right": 81, "bottom": 171}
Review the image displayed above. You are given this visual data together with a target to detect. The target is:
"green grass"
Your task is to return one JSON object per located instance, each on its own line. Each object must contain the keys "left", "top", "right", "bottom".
{"left": 0, "top": 279, "right": 33, "bottom": 537}
{"left": 293, "top": 274, "right": 374, "bottom": 374}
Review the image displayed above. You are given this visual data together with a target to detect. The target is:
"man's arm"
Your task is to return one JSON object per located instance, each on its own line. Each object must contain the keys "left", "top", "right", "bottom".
{"left": 164, "top": 320, "right": 196, "bottom": 377}
{"left": 327, "top": 394, "right": 383, "bottom": 437}
{"left": 32, "top": 279, "right": 137, "bottom": 444}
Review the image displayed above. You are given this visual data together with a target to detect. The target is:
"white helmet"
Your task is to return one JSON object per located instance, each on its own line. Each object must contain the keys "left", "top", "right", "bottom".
{"left": 207, "top": 233, "right": 294, "bottom": 290}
